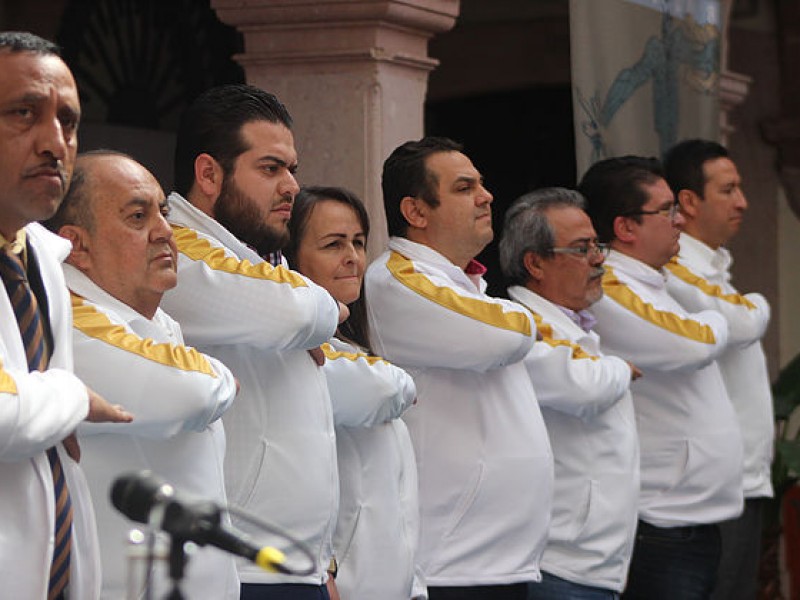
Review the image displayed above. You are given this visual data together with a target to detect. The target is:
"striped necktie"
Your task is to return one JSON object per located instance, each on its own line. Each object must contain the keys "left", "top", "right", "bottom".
{"left": 0, "top": 244, "right": 72, "bottom": 600}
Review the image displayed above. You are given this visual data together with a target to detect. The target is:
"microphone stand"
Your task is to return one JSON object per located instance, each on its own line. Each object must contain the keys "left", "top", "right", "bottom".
{"left": 145, "top": 500, "right": 191, "bottom": 600}
{"left": 165, "top": 536, "right": 188, "bottom": 600}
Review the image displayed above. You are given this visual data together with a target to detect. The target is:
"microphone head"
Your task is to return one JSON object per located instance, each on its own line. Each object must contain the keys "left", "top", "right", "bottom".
{"left": 110, "top": 471, "right": 173, "bottom": 524}
{"left": 255, "top": 546, "right": 289, "bottom": 574}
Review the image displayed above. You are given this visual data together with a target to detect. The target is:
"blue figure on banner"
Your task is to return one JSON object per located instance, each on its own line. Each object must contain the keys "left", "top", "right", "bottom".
{"left": 577, "top": 0, "right": 719, "bottom": 162}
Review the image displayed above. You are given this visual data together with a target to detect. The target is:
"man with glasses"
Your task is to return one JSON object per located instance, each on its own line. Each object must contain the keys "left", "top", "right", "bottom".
{"left": 498, "top": 187, "right": 640, "bottom": 599}
{"left": 664, "top": 140, "right": 772, "bottom": 600}
{"left": 579, "top": 156, "right": 743, "bottom": 599}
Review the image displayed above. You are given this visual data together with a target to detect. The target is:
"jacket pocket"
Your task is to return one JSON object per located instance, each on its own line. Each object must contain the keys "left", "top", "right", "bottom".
{"left": 233, "top": 437, "right": 269, "bottom": 509}
{"left": 440, "top": 462, "right": 485, "bottom": 541}
{"left": 335, "top": 504, "right": 363, "bottom": 567}
{"left": 641, "top": 439, "right": 690, "bottom": 498}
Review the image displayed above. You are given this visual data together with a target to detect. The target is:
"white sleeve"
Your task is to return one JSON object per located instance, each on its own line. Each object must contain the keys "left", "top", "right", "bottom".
{"left": 162, "top": 226, "right": 339, "bottom": 350}
{"left": 592, "top": 269, "right": 729, "bottom": 373}
{"left": 523, "top": 329, "right": 631, "bottom": 420}
{"left": 0, "top": 360, "right": 88, "bottom": 461}
{"left": 323, "top": 339, "right": 416, "bottom": 428}
{"left": 365, "top": 253, "right": 535, "bottom": 372}
{"left": 665, "top": 259, "right": 770, "bottom": 348}
{"left": 71, "top": 297, "right": 236, "bottom": 439}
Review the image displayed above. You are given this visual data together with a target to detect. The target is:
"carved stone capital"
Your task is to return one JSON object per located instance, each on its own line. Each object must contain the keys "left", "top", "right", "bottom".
{"left": 719, "top": 68, "right": 752, "bottom": 141}
{"left": 776, "top": 165, "right": 800, "bottom": 221}
{"left": 762, "top": 116, "right": 800, "bottom": 219}
{"left": 719, "top": 68, "right": 752, "bottom": 112}
{"left": 211, "top": 0, "right": 459, "bottom": 71}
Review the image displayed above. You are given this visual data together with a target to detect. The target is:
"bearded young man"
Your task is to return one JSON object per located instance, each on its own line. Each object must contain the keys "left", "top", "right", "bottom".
{"left": 161, "top": 85, "right": 343, "bottom": 600}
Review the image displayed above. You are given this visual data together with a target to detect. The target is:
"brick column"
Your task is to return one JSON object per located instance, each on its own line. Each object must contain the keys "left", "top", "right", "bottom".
{"left": 211, "top": 0, "right": 459, "bottom": 255}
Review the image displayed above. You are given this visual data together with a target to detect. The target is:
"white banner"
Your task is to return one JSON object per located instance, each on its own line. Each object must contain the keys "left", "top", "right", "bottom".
{"left": 570, "top": 0, "right": 721, "bottom": 177}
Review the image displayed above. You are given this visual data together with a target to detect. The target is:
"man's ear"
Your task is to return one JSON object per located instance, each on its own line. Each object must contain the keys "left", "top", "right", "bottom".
{"left": 612, "top": 215, "right": 637, "bottom": 244}
{"left": 400, "top": 196, "right": 428, "bottom": 230}
{"left": 193, "top": 153, "right": 224, "bottom": 206}
{"left": 523, "top": 250, "right": 546, "bottom": 282}
{"left": 58, "top": 225, "right": 92, "bottom": 271}
{"left": 677, "top": 188, "right": 701, "bottom": 220}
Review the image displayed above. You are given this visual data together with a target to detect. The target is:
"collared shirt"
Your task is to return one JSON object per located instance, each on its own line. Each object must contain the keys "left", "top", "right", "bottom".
{"left": 557, "top": 306, "right": 597, "bottom": 333}
{"left": 246, "top": 245, "right": 282, "bottom": 268}
{"left": 0, "top": 230, "right": 28, "bottom": 264}
{"left": 464, "top": 258, "right": 487, "bottom": 290}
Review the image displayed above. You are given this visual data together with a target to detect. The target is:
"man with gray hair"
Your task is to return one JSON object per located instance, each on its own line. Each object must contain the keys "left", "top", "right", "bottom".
{"left": 499, "top": 187, "right": 640, "bottom": 599}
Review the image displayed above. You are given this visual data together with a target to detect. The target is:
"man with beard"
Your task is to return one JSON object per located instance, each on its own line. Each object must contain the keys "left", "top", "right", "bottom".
{"left": 161, "top": 84, "right": 342, "bottom": 600}
{"left": 498, "top": 187, "right": 640, "bottom": 599}
{"left": 0, "top": 31, "right": 133, "bottom": 599}
{"left": 579, "top": 156, "right": 743, "bottom": 599}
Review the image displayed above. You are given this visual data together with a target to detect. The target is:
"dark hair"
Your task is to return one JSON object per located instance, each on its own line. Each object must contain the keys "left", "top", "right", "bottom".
{"left": 499, "top": 187, "right": 587, "bottom": 286}
{"left": 173, "top": 84, "right": 293, "bottom": 197}
{"left": 0, "top": 31, "right": 59, "bottom": 55}
{"left": 284, "top": 186, "right": 373, "bottom": 351}
{"left": 381, "top": 136, "right": 463, "bottom": 238}
{"left": 664, "top": 138, "right": 729, "bottom": 198}
{"left": 44, "top": 149, "right": 137, "bottom": 233}
{"left": 577, "top": 156, "right": 664, "bottom": 242}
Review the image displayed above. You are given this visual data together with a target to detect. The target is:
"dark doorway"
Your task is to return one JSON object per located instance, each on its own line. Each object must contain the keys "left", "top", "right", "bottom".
{"left": 425, "top": 86, "right": 576, "bottom": 296}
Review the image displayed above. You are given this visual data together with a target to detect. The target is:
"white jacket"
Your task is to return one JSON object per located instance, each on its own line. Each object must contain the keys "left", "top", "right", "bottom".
{"left": 323, "top": 337, "right": 425, "bottom": 599}
{"left": 591, "top": 251, "right": 743, "bottom": 527}
{"left": 364, "top": 237, "right": 553, "bottom": 587}
{"left": 508, "top": 286, "right": 639, "bottom": 592}
{"left": 0, "top": 223, "right": 99, "bottom": 600}
{"left": 161, "top": 193, "right": 340, "bottom": 585}
{"left": 66, "top": 265, "right": 239, "bottom": 599}
{"left": 666, "top": 233, "right": 774, "bottom": 499}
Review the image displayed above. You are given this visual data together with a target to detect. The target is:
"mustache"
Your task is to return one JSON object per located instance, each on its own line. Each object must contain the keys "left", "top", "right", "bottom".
{"left": 590, "top": 266, "right": 605, "bottom": 279}
{"left": 23, "top": 160, "right": 67, "bottom": 187}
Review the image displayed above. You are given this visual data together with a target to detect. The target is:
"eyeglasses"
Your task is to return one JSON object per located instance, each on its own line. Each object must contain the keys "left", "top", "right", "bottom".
{"left": 623, "top": 202, "right": 681, "bottom": 220}
{"left": 550, "top": 241, "right": 610, "bottom": 259}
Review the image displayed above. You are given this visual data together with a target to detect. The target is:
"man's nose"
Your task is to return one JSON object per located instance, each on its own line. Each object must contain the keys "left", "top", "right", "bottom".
{"left": 280, "top": 171, "right": 300, "bottom": 199}
{"left": 35, "top": 114, "right": 68, "bottom": 161}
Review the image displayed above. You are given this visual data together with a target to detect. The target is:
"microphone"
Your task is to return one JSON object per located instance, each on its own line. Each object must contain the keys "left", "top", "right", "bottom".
{"left": 110, "top": 471, "right": 288, "bottom": 574}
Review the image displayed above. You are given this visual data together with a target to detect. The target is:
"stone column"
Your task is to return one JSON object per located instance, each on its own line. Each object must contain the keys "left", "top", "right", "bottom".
{"left": 211, "top": 0, "right": 460, "bottom": 256}
{"left": 719, "top": 0, "right": 752, "bottom": 144}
